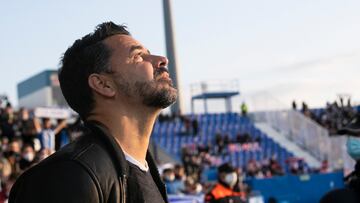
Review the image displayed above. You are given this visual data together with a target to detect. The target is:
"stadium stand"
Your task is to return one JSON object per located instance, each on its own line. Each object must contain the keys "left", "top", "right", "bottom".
{"left": 153, "top": 113, "right": 298, "bottom": 174}
{"left": 0, "top": 93, "right": 358, "bottom": 202}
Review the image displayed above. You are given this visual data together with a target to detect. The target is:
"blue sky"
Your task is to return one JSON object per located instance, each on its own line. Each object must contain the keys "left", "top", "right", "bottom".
{"left": 1, "top": 0, "right": 359, "bottom": 112}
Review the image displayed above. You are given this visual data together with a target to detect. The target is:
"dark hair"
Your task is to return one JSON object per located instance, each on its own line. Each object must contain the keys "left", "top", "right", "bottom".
{"left": 58, "top": 22, "right": 130, "bottom": 119}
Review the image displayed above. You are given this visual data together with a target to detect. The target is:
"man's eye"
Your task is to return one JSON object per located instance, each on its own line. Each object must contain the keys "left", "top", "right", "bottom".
{"left": 134, "top": 53, "right": 143, "bottom": 60}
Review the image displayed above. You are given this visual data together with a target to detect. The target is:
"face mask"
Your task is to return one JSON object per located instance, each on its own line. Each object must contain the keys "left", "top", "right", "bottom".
{"left": 347, "top": 137, "right": 360, "bottom": 161}
{"left": 224, "top": 172, "right": 238, "bottom": 188}
{"left": 23, "top": 153, "right": 35, "bottom": 162}
{"left": 165, "top": 174, "right": 175, "bottom": 182}
{"left": 195, "top": 183, "right": 203, "bottom": 193}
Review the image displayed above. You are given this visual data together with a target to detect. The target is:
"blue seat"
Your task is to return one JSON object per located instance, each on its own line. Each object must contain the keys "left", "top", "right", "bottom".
{"left": 152, "top": 113, "right": 309, "bottom": 173}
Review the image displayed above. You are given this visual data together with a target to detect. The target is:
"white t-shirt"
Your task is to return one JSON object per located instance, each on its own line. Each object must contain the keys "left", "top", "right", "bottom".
{"left": 122, "top": 150, "right": 149, "bottom": 172}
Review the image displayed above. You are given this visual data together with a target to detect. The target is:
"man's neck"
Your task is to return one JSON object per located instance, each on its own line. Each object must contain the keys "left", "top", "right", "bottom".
{"left": 88, "top": 104, "right": 160, "bottom": 166}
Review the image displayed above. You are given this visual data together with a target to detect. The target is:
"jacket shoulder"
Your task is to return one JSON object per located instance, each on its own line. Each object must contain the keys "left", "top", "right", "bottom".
{"left": 9, "top": 135, "right": 119, "bottom": 203}
{"left": 9, "top": 159, "right": 100, "bottom": 203}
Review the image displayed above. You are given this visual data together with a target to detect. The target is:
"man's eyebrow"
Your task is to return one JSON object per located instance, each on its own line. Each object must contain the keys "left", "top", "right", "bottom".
{"left": 129, "top": 45, "right": 151, "bottom": 55}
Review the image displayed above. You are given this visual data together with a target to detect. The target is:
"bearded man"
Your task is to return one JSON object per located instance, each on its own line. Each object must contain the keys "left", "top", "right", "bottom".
{"left": 9, "top": 22, "right": 177, "bottom": 203}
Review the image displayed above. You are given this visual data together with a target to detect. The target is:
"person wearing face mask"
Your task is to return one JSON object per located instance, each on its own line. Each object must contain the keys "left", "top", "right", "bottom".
{"left": 320, "top": 114, "right": 360, "bottom": 203}
{"left": 19, "top": 144, "right": 36, "bottom": 171}
{"left": 205, "top": 163, "right": 246, "bottom": 203}
{"left": 162, "top": 167, "right": 185, "bottom": 195}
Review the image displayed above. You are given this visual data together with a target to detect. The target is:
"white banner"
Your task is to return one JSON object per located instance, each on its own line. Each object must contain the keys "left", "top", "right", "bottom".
{"left": 34, "top": 107, "right": 71, "bottom": 119}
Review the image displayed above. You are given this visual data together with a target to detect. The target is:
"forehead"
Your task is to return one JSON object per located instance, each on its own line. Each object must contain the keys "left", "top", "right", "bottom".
{"left": 24, "top": 146, "right": 33, "bottom": 150}
{"left": 104, "top": 34, "right": 144, "bottom": 54}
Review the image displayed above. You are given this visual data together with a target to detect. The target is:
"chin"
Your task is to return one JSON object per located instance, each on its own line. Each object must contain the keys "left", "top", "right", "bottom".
{"left": 135, "top": 79, "right": 177, "bottom": 109}
{"left": 143, "top": 88, "right": 177, "bottom": 109}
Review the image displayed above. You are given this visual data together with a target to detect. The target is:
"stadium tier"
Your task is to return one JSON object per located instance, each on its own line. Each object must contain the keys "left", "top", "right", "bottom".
{"left": 152, "top": 113, "right": 300, "bottom": 174}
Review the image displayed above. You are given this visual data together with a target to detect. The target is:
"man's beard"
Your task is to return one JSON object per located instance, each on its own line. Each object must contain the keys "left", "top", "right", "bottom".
{"left": 117, "top": 67, "right": 178, "bottom": 109}
{"left": 134, "top": 79, "right": 178, "bottom": 109}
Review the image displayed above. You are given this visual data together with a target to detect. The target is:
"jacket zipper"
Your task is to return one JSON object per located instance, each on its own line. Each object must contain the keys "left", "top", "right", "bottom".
{"left": 118, "top": 175, "right": 127, "bottom": 203}
{"left": 122, "top": 175, "right": 127, "bottom": 203}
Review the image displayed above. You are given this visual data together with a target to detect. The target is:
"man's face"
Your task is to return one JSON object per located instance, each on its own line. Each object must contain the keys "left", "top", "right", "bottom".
{"left": 21, "top": 109, "right": 29, "bottom": 120}
{"left": 43, "top": 118, "right": 52, "bottom": 129}
{"left": 103, "top": 35, "right": 177, "bottom": 109}
{"left": 9, "top": 141, "right": 20, "bottom": 153}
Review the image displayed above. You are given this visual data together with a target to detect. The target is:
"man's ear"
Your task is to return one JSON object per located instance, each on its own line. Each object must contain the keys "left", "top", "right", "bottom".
{"left": 88, "top": 73, "right": 116, "bottom": 97}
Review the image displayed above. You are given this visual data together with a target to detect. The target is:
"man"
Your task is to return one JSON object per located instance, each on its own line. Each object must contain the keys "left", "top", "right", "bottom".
{"left": 320, "top": 114, "right": 360, "bottom": 203}
{"left": 9, "top": 21, "right": 177, "bottom": 203}
{"left": 240, "top": 102, "right": 248, "bottom": 117}
{"left": 19, "top": 144, "right": 36, "bottom": 171}
{"left": 17, "top": 108, "right": 37, "bottom": 148}
{"left": 162, "top": 167, "right": 184, "bottom": 195}
{"left": 4, "top": 139, "right": 22, "bottom": 176}
{"left": 0, "top": 102, "right": 15, "bottom": 141}
{"left": 33, "top": 117, "right": 67, "bottom": 153}
{"left": 205, "top": 163, "right": 246, "bottom": 203}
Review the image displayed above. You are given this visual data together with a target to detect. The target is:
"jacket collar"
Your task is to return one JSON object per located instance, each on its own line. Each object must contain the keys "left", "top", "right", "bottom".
{"left": 84, "top": 120, "right": 169, "bottom": 202}
{"left": 84, "top": 120, "right": 129, "bottom": 176}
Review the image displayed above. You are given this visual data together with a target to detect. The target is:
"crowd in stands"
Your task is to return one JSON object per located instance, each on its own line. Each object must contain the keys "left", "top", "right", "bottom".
{"left": 156, "top": 109, "right": 335, "bottom": 201}
{"left": 0, "top": 97, "right": 82, "bottom": 202}
{"left": 160, "top": 126, "right": 331, "bottom": 199}
{"left": 0, "top": 95, "right": 336, "bottom": 202}
{"left": 161, "top": 145, "right": 331, "bottom": 200}
{"left": 293, "top": 97, "right": 358, "bottom": 135}
{"left": 158, "top": 113, "right": 199, "bottom": 136}
{"left": 180, "top": 133, "right": 328, "bottom": 178}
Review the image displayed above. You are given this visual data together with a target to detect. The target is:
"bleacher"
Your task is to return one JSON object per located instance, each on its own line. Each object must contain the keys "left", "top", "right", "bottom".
{"left": 152, "top": 113, "right": 297, "bottom": 172}
{"left": 152, "top": 112, "right": 345, "bottom": 202}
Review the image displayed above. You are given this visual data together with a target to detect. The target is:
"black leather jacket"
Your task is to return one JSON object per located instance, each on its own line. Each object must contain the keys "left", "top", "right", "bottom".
{"left": 9, "top": 121, "right": 169, "bottom": 203}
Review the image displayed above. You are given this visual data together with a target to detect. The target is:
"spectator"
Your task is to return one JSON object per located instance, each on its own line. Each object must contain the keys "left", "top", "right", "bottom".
{"left": 223, "top": 134, "right": 230, "bottom": 146}
{"left": 301, "top": 102, "right": 309, "bottom": 114}
{"left": 319, "top": 160, "right": 330, "bottom": 173}
{"left": 0, "top": 174, "right": 17, "bottom": 203}
{"left": 4, "top": 139, "right": 22, "bottom": 177}
{"left": 241, "top": 102, "right": 248, "bottom": 117}
{"left": 192, "top": 118, "right": 199, "bottom": 136}
{"left": 260, "top": 159, "right": 273, "bottom": 178}
{"left": 269, "top": 155, "right": 284, "bottom": 176}
{"left": 19, "top": 144, "right": 36, "bottom": 171}
{"left": 301, "top": 98, "right": 358, "bottom": 135}
{"left": 205, "top": 163, "right": 246, "bottom": 203}
{"left": 292, "top": 100, "right": 297, "bottom": 110}
{"left": 174, "top": 164, "right": 186, "bottom": 181}
{"left": 16, "top": 108, "right": 37, "bottom": 148}
{"left": 55, "top": 119, "right": 70, "bottom": 151}
{"left": 0, "top": 157, "right": 12, "bottom": 182}
{"left": 162, "top": 167, "right": 185, "bottom": 195}
{"left": 321, "top": 117, "right": 360, "bottom": 202}
{"left": 0, "top": 97, "right": 85, "bottom": 203}
{"left": 0, "top": 103, "right": 15, "bottom": 141}
{"left": 184, "top": 117, "right": 191, "bottom": 135}
{"left": 253, "top": 135, "right": 261, "bottom": 144}
{"left": 215, "top": 133, "right": 225, "bottom": 154}
{"left": 246, "top": 159, "right": 263, "bottom": 178}
{"left": 184, "top": 176, "right": 203, "bottom": 195}
{"left": 34, "top": 117, "right": 67, "bottom": 153}
{"left": 0, "top": 137, "right": 9, "bottom": 152}
{"left": 236, "top": 132, "right": 251, "bottom": 145}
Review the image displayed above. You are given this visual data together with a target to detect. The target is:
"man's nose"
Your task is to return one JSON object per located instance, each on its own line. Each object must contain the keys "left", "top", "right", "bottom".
{"left": 153, "top": 55, "right": 168, "bottom": 68}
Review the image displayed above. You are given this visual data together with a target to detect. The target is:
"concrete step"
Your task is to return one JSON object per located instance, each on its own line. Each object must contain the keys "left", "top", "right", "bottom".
{"left": 255, "top": 122, "right": 321, "bottom": 168}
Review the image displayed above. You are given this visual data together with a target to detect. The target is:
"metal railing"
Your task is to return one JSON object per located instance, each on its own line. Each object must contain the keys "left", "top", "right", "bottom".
{"left": 249, "top": 92, "right": 349, "bottom": 170}
{"left": 190, "top": 79, "right": 239, "bottom": 96}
